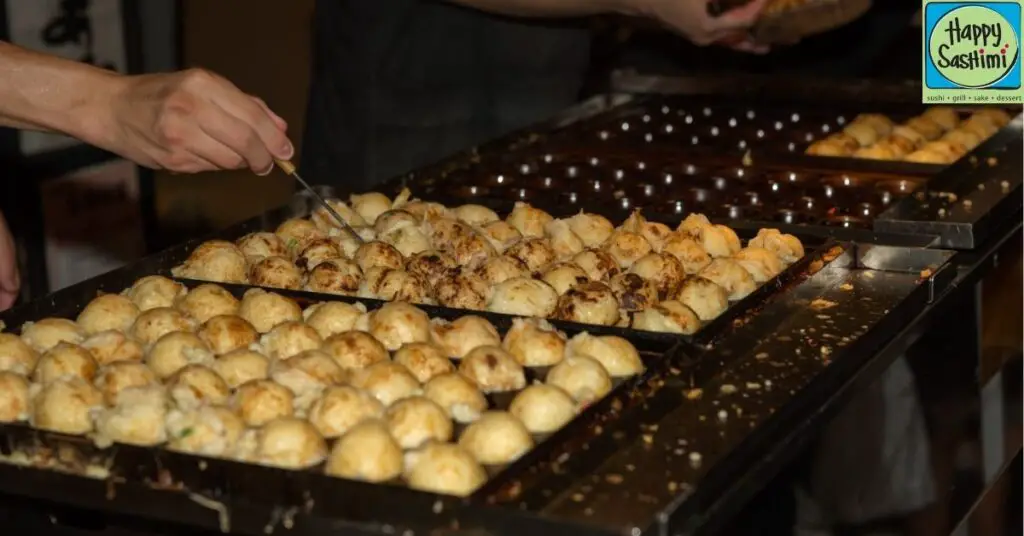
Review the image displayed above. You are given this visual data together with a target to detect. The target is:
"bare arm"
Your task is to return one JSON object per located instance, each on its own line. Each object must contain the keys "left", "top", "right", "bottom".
{"left": 0, "top": 41, "right": 119, "bottom": 140}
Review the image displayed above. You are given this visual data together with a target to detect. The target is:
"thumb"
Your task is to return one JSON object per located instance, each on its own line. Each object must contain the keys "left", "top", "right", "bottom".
{"left": 709, "top": 0, "right": 770, "bottom": 33}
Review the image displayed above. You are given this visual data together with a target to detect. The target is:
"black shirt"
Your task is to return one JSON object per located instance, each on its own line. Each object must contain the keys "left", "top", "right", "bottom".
{"left": 300, "top": 1, "right": 590, "bottom": 192}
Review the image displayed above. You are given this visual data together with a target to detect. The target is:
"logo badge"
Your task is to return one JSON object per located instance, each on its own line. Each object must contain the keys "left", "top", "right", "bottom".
{"left": 924, "top": 1, "right": 1023, "bottom": 103}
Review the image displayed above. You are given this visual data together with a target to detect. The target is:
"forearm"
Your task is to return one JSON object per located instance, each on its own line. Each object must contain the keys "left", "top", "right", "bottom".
{"left": 0, "top": 41, "right": 120, "bottom": 142}
{"left": 446, "top": 0, "right": 641, "bottom": 18}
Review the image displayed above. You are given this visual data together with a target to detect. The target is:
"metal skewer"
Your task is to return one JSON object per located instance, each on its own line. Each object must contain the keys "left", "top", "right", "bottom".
{"left": 274, "top": 159, "right": 365, "bottom": 244}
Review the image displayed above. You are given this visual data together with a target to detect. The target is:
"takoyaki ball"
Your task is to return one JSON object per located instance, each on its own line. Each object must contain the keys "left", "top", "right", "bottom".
{"left": 236, "top": 232, "right": 288, "bottom": 261}
{"left": 350, "top": 192, "right": 393, "bottom": 224}
{"left": 974, "top": 108, "right": 1012, "bottom": 127}
{"left": 541, "top": 262, "right": 590, "bottom": 295}
{"left": 566, "top": 211, "right": 615, "bottom": 248}
{"left": 168, "top": 364, "right": 231, "bottom": 409}
{"left": 95, "top": 361, "right": 158, "bottom": 405}
{"left": 453, "top": 204, "right": 499, "bottom": 226}
{"left": 381, "top": 225, "right": 432, "bottom": 258}
{"left": 406, "top": 252, "right": 457, "bottom": 287}
{"left": 398, "top": 199, "right": 449, "bottom": 221}
{"left": 507, "top": 202, "right": 553, "bottom": 239}
{"left": 842, "top": 121, "right": 878, "bottom": 147}
{"left": 93, "top": 386, "right": 169, "bottom": 448}
{"left": 678, "top": 213, "right": 712, "bottom": 236}
{"left": 905, "top": 149, "right": 952, "bottom": 164}
{"left": 748, "top": 229, "right": 805, "bottom": 265}
{"left": 333, "top": 229, "right": 367, "bottom": 259}
{"left": 31, "top": 378, "right": 103, "bottom": 435}
{"left": 33, "top": 343, "right": 98, "bottom": 384}
{"left": 921, "top": 140, "right": 967, "bottom": 161}
{"left": 350, "top": 361, "right": 422, "bottom": 406}
{"left": 450, "top": 233, "right": 496, "bottom": 267}
{"left": 660, "top": 232, "right": 712, "bottom": 275}
{"left": 890, "top": 125, "right": 927, "bottom": 149}
{"left": 572, "top": 249, "right": 620, "bottom": 281}
{"left": 805, "top": 140, "right": 853, "bottom": 157}
{"left": 609, "top": 273, "right": 659, "bottom": 312}
{"left": 435, "top": 272, "right": 489, "bottom": 311}
{"left": 305, "top": 258, "right": 362, "bottom": 295}
{"left": 303, "top": 301, "right": 366, "bottom": 339}
{"left": 124, "top": 275, "right": 186, "bottom": 312}
{"left": 130, "top": 307, "right": 196, "bottom": 346}
{"left": 502, "top": 318, "right": 566, "bottom": 368}
{"left": 197, "top": 315, "right": 258, "bottom": 355}
{"left": 905, "top": 115, "right": 944, "bottom": 141}
{"left": 0, "top": 372, "right": 29, "bottom": 422}
{"left": 212, "top": 350, "right": 270, "bottom": 389}
{"left": 0, "top": 333, "right": 38, "bottom": 374}
{"left": 942, "top": 129, "right": 982, "bottom": 151}
{"left": 430, "top": 316, "right": 501, "bottom": 360}
{"left": 855, "top": 113, "right": 894, "bottom": 137}
{"left": 367, "top": 302, "right": 431, "bottom": 351}
{"left": 254, "top": 417, "right": 328, "bottom": 470}
{"left": 21, "top": 317, "right": 85, "bottom": 352}
{"left": 166, "top": 405, "right": 245, "bottom": 457}
{"left": 566, "top": 333, "right": 643, "bottom": 378}
{"left": 393, "top": 343, "right": 455, "bottom": 383}
{"left": 374, "top": 209, "right": 419, "bottom": 236}
{"left": 147, "top": 331, "right": 214, "bottom": 380}
{"left": 554, "top": 282, "right": 621, "bottom": 326}
{"left": 459, "top": 411, "right": 533, "bottom": 465}
{"left": 276, "top": 218, "right": 327, "bottom": 255}
{"left": 694, "top": 224, "right": 741, "bottom": 258}
{"left": 879, "top": 135, "right": 915, "bottom": 156}
{"left": 423, "top": 373, "right": 488, "bottom": 424}
{"left": 354, "top": 241, "right": 404, "bottom": 273}
{"left": 620, "top": 210, "right": 672, "bottom": 252}
{"left": 358, "top": 268, "right": 432, "bottom": 304}
{"left": 544, "top": 219, "right": 585, "bottom": 260}
{"left": 405, "top": 442, "right": 487, "bottom": 496}
{"left": 259, "top": 321, "right": 323, "bottom": 360}
{"left": 458, "top": 346, "right": 526, "bottom": 393}
{"left": 386, "top": 396, "right": 453, "bottom": 449}
{"left": 77, "top": 294, "right": 140, "bottom": 334}
{"left": 961, "top": 114, "right": 999, "bottom": 139}
{"left": 82, "top": 331, "right": 144, "bottom": 366}
{"left": 632, "top": 301, "right": 701, "bottom": 335}
{"left": 853, "top": 144, "right": 899, "bottom": 161}
{"left": 824, "top": 133, "right": 861, "bottom": 153}
{"left": 675, "top": 277, "right": 729, "bottom": 322}
{"left": 506, "top": 237, "right": 556, "bottom": 273}
{"left": 474, "top": 255, "right": 530, "bottom": 286}
{"left": 487, "top": 277, "right": 559, "bottom": 318}
{"left": 249, "top": 256, "right": 303, "bottom": 290}
{"left": 699, "top": 259, "right": 757, "bottom": 301}
{"left": 311, "top": 199, "right": 367, "bottom": 232}
{"left": 308, "top": 386, "right": 385, "bottom": 439}
{"left": 479, "top": 220, "right": 523, "bottom": 253}
{"left": 923, "top": 106, "right": 960, "bottom": 131}
{"left": 176, "top": 284, "right": 239, "bottom": 324}
{"left": 603, "top": 230, "right": 653, "bottom": 268}
{"left": 271, "top": 351, "right": 347, "bottom": 410}
{"left": 509, "top": 384, "right": 576, "bottom": 434}
{"left": 232, "top": 379, "right": 294, "bottom": 427}
{"left": 295, "top": 238, "right": 342, "bottom": 271}
{"left": 238, "top": 289, "right": 302, "bottom": 333}
{"left": 326, "top": 420, "right": 403, "bottom": 482}
{"left": 323, "top": 331, "right": 389, "bottom": 371}
{"left": 174, "top": 242, "right": 247, "bottom": 284}
{"left": 423, "top": 217, "right": 474, "bottom": 247}
{"left": 629, "top": 252, "right": 686, "bottom": 298}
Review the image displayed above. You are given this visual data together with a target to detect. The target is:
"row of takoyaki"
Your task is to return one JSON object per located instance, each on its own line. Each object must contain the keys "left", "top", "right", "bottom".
{"left": 0, "top": 279, "right": 644, "bottom": 496}
{"left": 173, "top": 191, "right": 805, "bottom": 334}
{"left": 806, "top": 107, "right": 1014, "bottom": 164}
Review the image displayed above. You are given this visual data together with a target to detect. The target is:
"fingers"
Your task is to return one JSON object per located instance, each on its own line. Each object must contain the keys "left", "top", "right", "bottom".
{"left": 252, "top": 97, "right": 288, "bottom": 132}
{"left": 706, "top": 0, "right": 769, "bottom": 33}
{"left": 197, "top": 104, "right": 275, "bottom": 174}
{"left": 210, "top": 85, "right": 293, "bottom": 162}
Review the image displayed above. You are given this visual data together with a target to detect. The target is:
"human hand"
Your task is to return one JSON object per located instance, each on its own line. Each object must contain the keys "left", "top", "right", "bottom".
{"left": 0, "top": 211, "right": 19, "bottom": 311}
{"left": 93, "top": 69, "right": 293, "bottom": 175}
{"left": 631, "top": 0, "right": 771, "bottom": 52}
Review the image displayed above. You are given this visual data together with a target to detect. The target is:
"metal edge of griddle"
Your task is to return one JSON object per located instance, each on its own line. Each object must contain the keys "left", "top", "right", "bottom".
{"left": 873, "top": 118, "right": 1024, "bottom": 249}
{"left": 660, "top": 244, "right": 952, "bottom": 536}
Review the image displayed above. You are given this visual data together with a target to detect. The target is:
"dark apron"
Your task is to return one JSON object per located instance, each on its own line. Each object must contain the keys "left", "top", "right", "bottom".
{"left": 300, "top": 1, "right": 590, "bottom": 193}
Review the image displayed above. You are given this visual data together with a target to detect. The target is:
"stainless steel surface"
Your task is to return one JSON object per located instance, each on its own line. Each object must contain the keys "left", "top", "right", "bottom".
{"left": 275, "top": 158, "right": 365, "bottom": 243}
